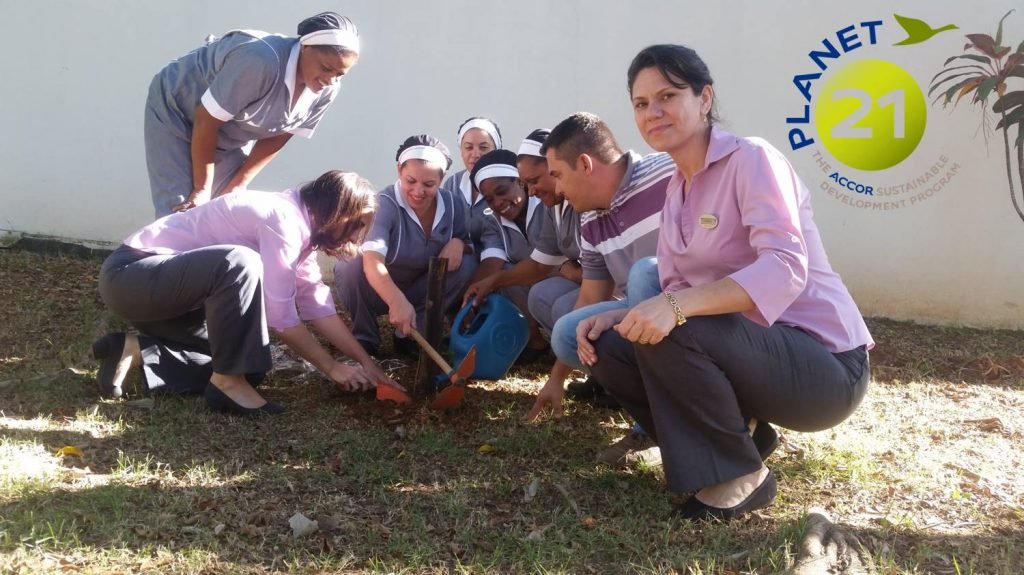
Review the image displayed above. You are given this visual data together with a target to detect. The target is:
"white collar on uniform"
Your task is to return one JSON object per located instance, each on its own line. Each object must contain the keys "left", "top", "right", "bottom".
{"left": 284, "top": 41, "right": 319, "bottom": 120}
{"left": 459, "top": 171, "right": 486, "bottom": 206}
{"left": 497, "top": 195, "right": 541, "bottom": 232}
{"left": 393, "top": 180, "right": 446, "bottom": 233}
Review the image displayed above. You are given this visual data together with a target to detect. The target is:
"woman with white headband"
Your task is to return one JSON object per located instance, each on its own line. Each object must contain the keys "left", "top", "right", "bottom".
{"left": 439, "top": 117, "right": 503, "bottom": 255}
{"left": 144, "top": 12, "right": 361, "bottom": 217}
{"left": 468, "top": 149, "right": 552, "bottom": 364}
{"left": 334, "top": 135, "right": 476, "bottom": 358}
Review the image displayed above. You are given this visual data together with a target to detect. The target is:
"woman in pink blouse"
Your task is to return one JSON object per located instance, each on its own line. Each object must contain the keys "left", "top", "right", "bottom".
{"left": 93, "top": 170, "right": 400, "bottom": 415}
{"left": 580, "top": 45, "right": 873, "bottom": 520}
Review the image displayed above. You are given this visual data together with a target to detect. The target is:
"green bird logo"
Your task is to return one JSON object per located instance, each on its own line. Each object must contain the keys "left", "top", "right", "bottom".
{"left": 893, "top": 14, "right": 959, "bottom": 46}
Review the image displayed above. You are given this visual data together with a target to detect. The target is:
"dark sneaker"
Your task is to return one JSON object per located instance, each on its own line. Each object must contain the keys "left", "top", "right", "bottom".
{"left": 751, "top": 420, "right": 780, "bottom": 461}
{"left": 515, "top": 344, "right": 551, "bottom": 366}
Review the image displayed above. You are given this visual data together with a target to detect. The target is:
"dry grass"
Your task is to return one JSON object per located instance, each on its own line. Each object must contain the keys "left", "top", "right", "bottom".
{"left": 0, "top": 248, "right": 1022, "bottom": 574}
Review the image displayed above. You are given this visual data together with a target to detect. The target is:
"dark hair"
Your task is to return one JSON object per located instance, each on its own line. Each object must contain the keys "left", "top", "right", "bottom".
{"left": 627, "top": 44, "right": 718, "bottom": 124}
{"left": 523, "top": 128, "right": 550, "bottom": 144}
{"left": 395, "top": 134, "right": 453, "bottom": 173}
{"left": 301, "top": 170, "right": 377, "bottom": 251}
{"left": 469, "top": 149, "right": 519, "bottom": 193}
{"left": 516, "top": 128, "right": 551, "bottom": 167}
{"left": 457, "top": 116, "right": 503, "bottom": 144}
{"left": 297, "top": 12, "right": 359, "bottom": 57}
{"left": 541, "top": 112, "right": 623, "bottom": 168}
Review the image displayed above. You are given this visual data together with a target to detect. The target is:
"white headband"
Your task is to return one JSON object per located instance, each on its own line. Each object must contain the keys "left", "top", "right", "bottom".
{"left": 458, "top": 119, "right": 501, "bottom": 148}
{"left": 398, "top": 145, "right": 449, "bottom": 171}
{"left": 473, "top": 164, "right": 519, "bottom": 190}
{"left": 517, "top": 138, "right": 544, "bottom": 158}
{"left": 299, "top": 29, "right": 361, "bottom": 54}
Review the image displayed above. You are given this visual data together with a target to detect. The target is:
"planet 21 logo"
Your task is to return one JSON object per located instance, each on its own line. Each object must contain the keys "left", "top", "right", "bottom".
{"left": 785, "top": 15, "right": 962, "bottom": 211}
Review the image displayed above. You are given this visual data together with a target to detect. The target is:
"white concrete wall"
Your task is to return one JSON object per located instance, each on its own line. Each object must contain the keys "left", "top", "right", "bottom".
{"left": 3, "top": 1, "right": 1022, "bottom": 328}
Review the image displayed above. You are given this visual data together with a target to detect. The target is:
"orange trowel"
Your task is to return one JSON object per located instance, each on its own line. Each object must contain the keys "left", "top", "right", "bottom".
{"left": 408, "top": 328, "right": 477, "bottom": 410}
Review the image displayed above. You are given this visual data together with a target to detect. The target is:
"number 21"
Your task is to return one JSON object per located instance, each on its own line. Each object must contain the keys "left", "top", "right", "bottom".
{"left": 831, "top": 89, "right": 905, "bottom": 139}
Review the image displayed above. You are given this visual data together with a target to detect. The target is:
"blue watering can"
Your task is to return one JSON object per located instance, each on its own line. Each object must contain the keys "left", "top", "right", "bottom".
{"left": 450, "top": 293, "right": 529, "bottom": 380}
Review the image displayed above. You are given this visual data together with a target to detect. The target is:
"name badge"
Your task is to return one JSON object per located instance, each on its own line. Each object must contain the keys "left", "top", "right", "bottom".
{"left": 699, "top": 214, "right": 719, "bottom": 230}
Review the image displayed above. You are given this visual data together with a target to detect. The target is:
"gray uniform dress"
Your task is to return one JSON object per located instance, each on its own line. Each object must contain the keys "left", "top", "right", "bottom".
{"left": 526, "top": 201, "right": 584, "bottom": 333}
{"left": 440, "top": 170, "right": 489, "bottom": 257}
{"left": 334, "top": 183, "right": 477, "bottom": 349}
{"left": 144, "top": 30, "right": 339, "bottom": 217}
{"left": 478, "top": 196, "right": 548, "bottom": 315}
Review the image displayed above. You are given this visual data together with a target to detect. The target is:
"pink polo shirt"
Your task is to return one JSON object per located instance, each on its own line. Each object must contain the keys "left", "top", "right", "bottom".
{"left": 123, "top": 188, "right": 336, "bottom": 331}
{"left": 657, "top": 127, "right": 873, "bottom": 353}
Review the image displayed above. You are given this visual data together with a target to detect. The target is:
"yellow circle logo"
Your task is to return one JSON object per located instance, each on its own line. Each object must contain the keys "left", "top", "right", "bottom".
{"left": 814, "top": 59, "right": 927, "bottom": 171}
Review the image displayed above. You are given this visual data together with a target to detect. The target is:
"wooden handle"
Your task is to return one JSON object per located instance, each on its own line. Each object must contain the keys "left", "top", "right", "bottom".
{"left": 408, "top": 329, "right": 453, "bottom": 373}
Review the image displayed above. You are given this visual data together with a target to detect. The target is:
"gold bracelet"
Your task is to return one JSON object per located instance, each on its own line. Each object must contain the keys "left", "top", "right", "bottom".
{"left": 663, "top": 291, "right": 687, "bottom": 326}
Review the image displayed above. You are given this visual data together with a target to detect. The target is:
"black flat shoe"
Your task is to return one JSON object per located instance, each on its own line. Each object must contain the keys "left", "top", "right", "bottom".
{"left": 752, "top": 420, "right": 780, "bottom": 461}
{"left": 204, "top": 383, "right": 284, "bottom": 416}
{"left": 566, "top": 376, "right": 601, "bottom": 400}
{"left": 92, "top": 332, "right": 126, "bottom": 398}
{"left": 673, "top": 469, "right": 778, "bottom": 521}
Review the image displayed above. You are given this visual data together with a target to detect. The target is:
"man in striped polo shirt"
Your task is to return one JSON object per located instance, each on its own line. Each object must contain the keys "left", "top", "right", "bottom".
{"left": 529, "top": 112, "right": 674, "bottom": 467}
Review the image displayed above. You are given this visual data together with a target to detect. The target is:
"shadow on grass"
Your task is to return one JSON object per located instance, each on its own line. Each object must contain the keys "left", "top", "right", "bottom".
{"left": 2, "top": 371, "right": 688, "bottom": 573}
{"left": 2, "top": 249, "right": 1022, "bottom": 573}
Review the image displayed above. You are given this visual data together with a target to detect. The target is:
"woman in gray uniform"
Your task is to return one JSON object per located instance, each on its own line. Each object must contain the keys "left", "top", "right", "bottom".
{"left": 334, "top": 135, "right": 477, "bottom": 357}
{"left": 438, "top": 117, "right": 502, "bottom": 255}
{"left": 465, "top": 130, "right": 583, "bottom": 333}
{"left": 145, "top": 12, "right": 360, "bottom": 217}
{"left": 468, "top": 149, "right": 552, "bottom": 362}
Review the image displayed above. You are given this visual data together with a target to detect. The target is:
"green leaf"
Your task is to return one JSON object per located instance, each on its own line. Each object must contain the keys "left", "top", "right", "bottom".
{"left": 936, "top": 77, "right": 980, "bottom": 106}
{"left": 993, "top": 91, "right": 1024, "bottom": 113}
{"left": 995, "top": 106, "right": 1024, "bottom": 130}
{"left": 975, "top": 77, "right": 999, "bottom": 103}
{"left": 995, "top": 9, "right": 1014, "bottom": 46}
{"left": 930, "top": 64, "right": 988, "bottom": 85}
{"left": 967, "top": 33, "right": 1000, "bottom": 58}
{"left": 933, "top": 64, "right": 987, "bottom": 87}
{"left": 1017, "top": 38, "right": 1024, "bottom": 55}
{"left": 929, "top": 70, "right": 987, "bottom": 97}
{"left": 943, "top": 54, "right": 992, "bottom": 66}
{"left": 1009, "top": 64, "right": 1024, "bottom": 80}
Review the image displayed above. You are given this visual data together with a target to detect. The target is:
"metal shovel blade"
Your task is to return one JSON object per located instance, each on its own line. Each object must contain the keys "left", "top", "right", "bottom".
{"left": 428, "top": 346, "right": 477, "bottom": 410}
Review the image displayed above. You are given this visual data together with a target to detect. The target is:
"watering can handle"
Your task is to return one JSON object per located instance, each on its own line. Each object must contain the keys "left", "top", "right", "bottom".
{"left": 452, "top": 299, "right": 477, "bottom": 337}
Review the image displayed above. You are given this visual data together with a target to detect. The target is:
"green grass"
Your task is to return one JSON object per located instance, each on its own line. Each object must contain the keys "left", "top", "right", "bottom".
{"left": 1, "top": 249, "right": 1023, "bottom": 574}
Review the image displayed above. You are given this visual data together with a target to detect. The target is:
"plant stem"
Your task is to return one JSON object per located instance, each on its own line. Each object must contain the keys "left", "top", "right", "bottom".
{"left": 1001, "top": 111, "right": 1024, "bottom": 223}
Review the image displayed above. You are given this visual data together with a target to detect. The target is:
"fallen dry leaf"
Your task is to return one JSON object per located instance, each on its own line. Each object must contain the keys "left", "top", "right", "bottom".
{"left": 523, "top": 477, "right": 540, "bottom": 503}
{"left": 289, "top": 512, "right": 319, "bottom": 539}
{"left": 478, "top": 443, "right": 497, "bottom": 454}
{"left": 964, "top": 417, "right": 1005, "bottom": 434}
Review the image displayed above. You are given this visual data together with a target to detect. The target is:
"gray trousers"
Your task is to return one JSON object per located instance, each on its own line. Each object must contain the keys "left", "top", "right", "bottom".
{"left": 333, "top": 254, "right": 477, "bottom": 347}
{"left": 98, "top": 244, "right": 271, "bottom": 393}
{"left": 591, "top": 313, "right": 869, "bottom": 493}
{"left": 527, "top": 276, "right": 580, "bottom": 334}
{"left": 144, "top": 100, "right": 247, "bottom": 219}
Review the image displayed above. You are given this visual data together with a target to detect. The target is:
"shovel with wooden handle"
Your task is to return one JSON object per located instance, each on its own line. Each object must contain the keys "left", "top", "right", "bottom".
{"left": 408, "top": 328, "right": 476, "bottom": 410}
